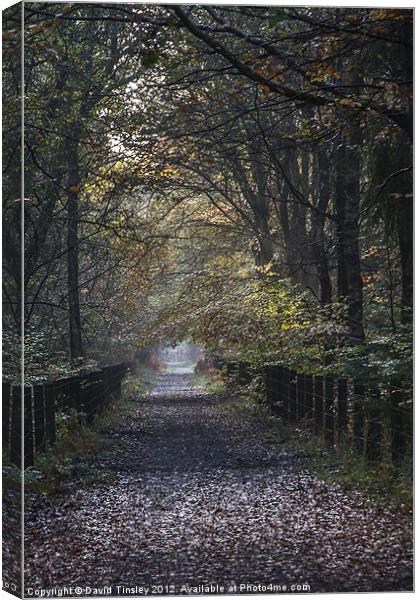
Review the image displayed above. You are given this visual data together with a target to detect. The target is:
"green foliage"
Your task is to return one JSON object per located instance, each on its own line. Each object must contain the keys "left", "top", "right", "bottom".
{"left": 190, "top": 372, "right": 226, "bottom": 394}
{"left": 331, "top": 326, "right": 413, "bottom": 382}
{"left": 123, "top": 367, "right": 157, "bottom": 395}
{"left": 222, "top": 374, "right": 270, "bottom": 421}
{"left": 3, "top": 325, "right": 100, "bottom": 384}
{"left": 5, "top": 371, "right": 154, "bottom": 494}
{"left": 312, "top": 451, "right": 413, "bottom": 512}
{"left": 29, "top": 420, "right": 113, "bottom": 493}
{"left": 2, "top": 6, "right": 411, "bottom": 449}
{"left": 55, "top": 407, "right": 81, "bottom": 440}
{"left": 142, "top": 50, "right": 160, "bottom": 69}
{"left": 266, "top": 8, "right": 288, "bottom": 27}
{"left": 185, "top": 274, "right": 346, "bottom": 374}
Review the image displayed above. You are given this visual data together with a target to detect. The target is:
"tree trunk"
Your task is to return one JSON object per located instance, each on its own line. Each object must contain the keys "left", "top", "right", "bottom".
{"left": 335, "top": 128, "right": 366, "bottom": 451}
{"left": 66, "top": 129, "right": 83, "bottom": 360}
{"left": 334, "top": 130, "right": 364, "bottom": 342}
{"left": 276, "top": 150, "right": 311, "bottom": 285}
{"left": 397, "top": 195, "right": 413, "bottom": 325}
{"left": 312, "top": 149, "right": 332, "bottom": 304}
{"left": 365, "top": 385, "right": 382, "bottom": 464}
{"left": 396, "top": 18, "right": 413, "bottom": 324}
{"left": 254, "top": 215, "right": 274, "bottom": 268}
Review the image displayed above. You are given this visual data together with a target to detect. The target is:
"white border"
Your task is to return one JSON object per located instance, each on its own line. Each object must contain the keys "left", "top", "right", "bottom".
{"left": 0, "top": 2, "right": 415, "bottom": 600}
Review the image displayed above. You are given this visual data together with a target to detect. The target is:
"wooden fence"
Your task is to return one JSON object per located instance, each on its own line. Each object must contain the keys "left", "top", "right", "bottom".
{"left": 2, "top": 363, "right": 128, "bottom": 469}
{"left": 225, "top": 362, "right": 412, "bottom": 465}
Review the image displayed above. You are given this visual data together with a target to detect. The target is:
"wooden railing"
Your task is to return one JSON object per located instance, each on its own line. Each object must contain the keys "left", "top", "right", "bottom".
{"left": 2, "top": 363, "right": 128, "bottom": 468}
{"left": 225, "top": 362, "right": 412, "bottom": 465}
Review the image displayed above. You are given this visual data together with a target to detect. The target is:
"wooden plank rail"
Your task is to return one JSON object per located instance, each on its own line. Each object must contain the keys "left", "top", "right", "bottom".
{"left": 44, "top": 383, "right": 56, "bottom": 447}
{"left": 314, "top": 375, "right": 324, "bottom": 436}
{"left": 281, "top": 368, "right": 291, "bottom": 426}
{"left": 297, "top": 374, "right": 305, "bottom": 422}
{"left": 324, "top": 376, "right": 335, "bottom": 450}
{"left": 304, "top": 374, "right": 314, "bottom": 424}
{"left": 366, "top": 385, "right": 382, "bottom": 464}
{"left": 2, "top": 362, "right": 128, "bottom": 468}
{"left": 337, "top": 378, "right": 348, "bottom": 446}
{"left": 352, "top": 381, "right": 365, "bottom": 451}
{"left": 33, "top": 385, "right": 46, "bottom": 451}
{"left": 255, "top": 361, "right": 411, "bottom": 466}
{"left": 289, "top": 370, "right": 297, "bottom": 425}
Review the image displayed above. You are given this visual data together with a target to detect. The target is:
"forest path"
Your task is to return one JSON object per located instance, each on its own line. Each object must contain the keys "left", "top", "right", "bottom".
{"left": 25, "top": 372, "right": 412, "bottom": 594}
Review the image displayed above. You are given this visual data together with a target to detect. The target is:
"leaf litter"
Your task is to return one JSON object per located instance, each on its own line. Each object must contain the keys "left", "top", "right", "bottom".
{"left": 24, "top": 373, "right": 412, "bottom": 594}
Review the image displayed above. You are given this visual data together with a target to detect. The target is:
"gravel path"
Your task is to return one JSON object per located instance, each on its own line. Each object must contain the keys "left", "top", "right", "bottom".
{"left": 24, "top": 373, "right": 413, "bottom": 595}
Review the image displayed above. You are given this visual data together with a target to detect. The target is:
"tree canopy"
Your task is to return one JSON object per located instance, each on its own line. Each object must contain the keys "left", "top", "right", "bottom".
{"left": 2, "top": 3, "right": 413, "bottom": 386}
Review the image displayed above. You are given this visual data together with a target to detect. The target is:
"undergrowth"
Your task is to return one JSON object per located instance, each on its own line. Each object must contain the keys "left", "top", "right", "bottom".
{"left": 319, "top": 451, "right": 412, "bottom": 511}
{"left": 4, "top": 367, "right": 158, "bottom": 496}
{"left": 284, "top": 430, "right": 413, "bottom": 512}
{"left": 190, "top": 371, "right": 226, "bottom": 394}
{"left": 229, "top": 378, "right": 413, "bottom": 512}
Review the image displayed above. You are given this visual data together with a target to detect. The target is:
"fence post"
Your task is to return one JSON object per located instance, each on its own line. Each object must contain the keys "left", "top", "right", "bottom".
{"left": 324, "top": 376, "right": 335, "bottom": 449}
{"left": 271, "top": 365, "right": 282, "bottom": 417}
{"left": 112, "top": 368, "right": 120, "bottom": 400}
{"left": 390, "top": 378, "right": 407, "bottom": 464}
{"left": 98, "top": 373, "right": 106, "bottom": 413}
{"left": 226, "top": 362, "right": 237, "bottom": 379}
{"left": 80, "top": 375, "right": 92, "bottom": 424}
{"left": 281, "top": 368, "right": 290, "bottom": 426}
{"left": 270, "top": 365, "right": 281, "bottom": 417}
{"left": 238, "top": 362, "right": 247, "bottom": 385}
{"left": 352, "top": 381, "right": 365, "bottom": 452}
{"left": 10, "top": 385, "right": 22, "bottom": 468}
{"left": 24, "top": 386, "right": 34, "bottom": 468}
{"left": 44, "top": 383, "right": 56, "bottom": 446}
{"left": 337, "top": 378, "right": 348, "bottom": 445}
{"left": 2, "top": 382, "right": 11, "bottom": 453}
{"left": 263, "top": 366, "right": 271, "bottom": 413}
{"left": 365, "top": 384, "right": 382, "bottom": 464}
{"left": 85, "top": 373, "right": 104, "bottom": 424}
{"left": 289, "top": 370, "right": 297, "bottom": 424}
{"left": 3, "top": 363, "right": 128, "bottom": 461}
{"left": 69, "top": 377, "right": 82, "bottom": 412}
{"left": 86, "top": 377, "right": 97, "bottom": 425}
{"left": 104, "top": 367, "right": 111, "bottom": 406}
{"left": 33, "top": 385, "right": 46, "bottom": 452}
{"left": 314, "top": 375, "right": 324, "bottom": 435}
{"left": 115, "top": 369, "right": 123, "bottom": 400}
{"left": 296, "top": 374, "right": 306, "bottom": 422}
{"left": 304, "top": 374, "right": 314, "bottom": 426}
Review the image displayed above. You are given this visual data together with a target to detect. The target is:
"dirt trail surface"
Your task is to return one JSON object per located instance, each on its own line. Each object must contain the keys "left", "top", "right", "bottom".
{"left": 25, "top": 373, "right": 412, "bottom": 595}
